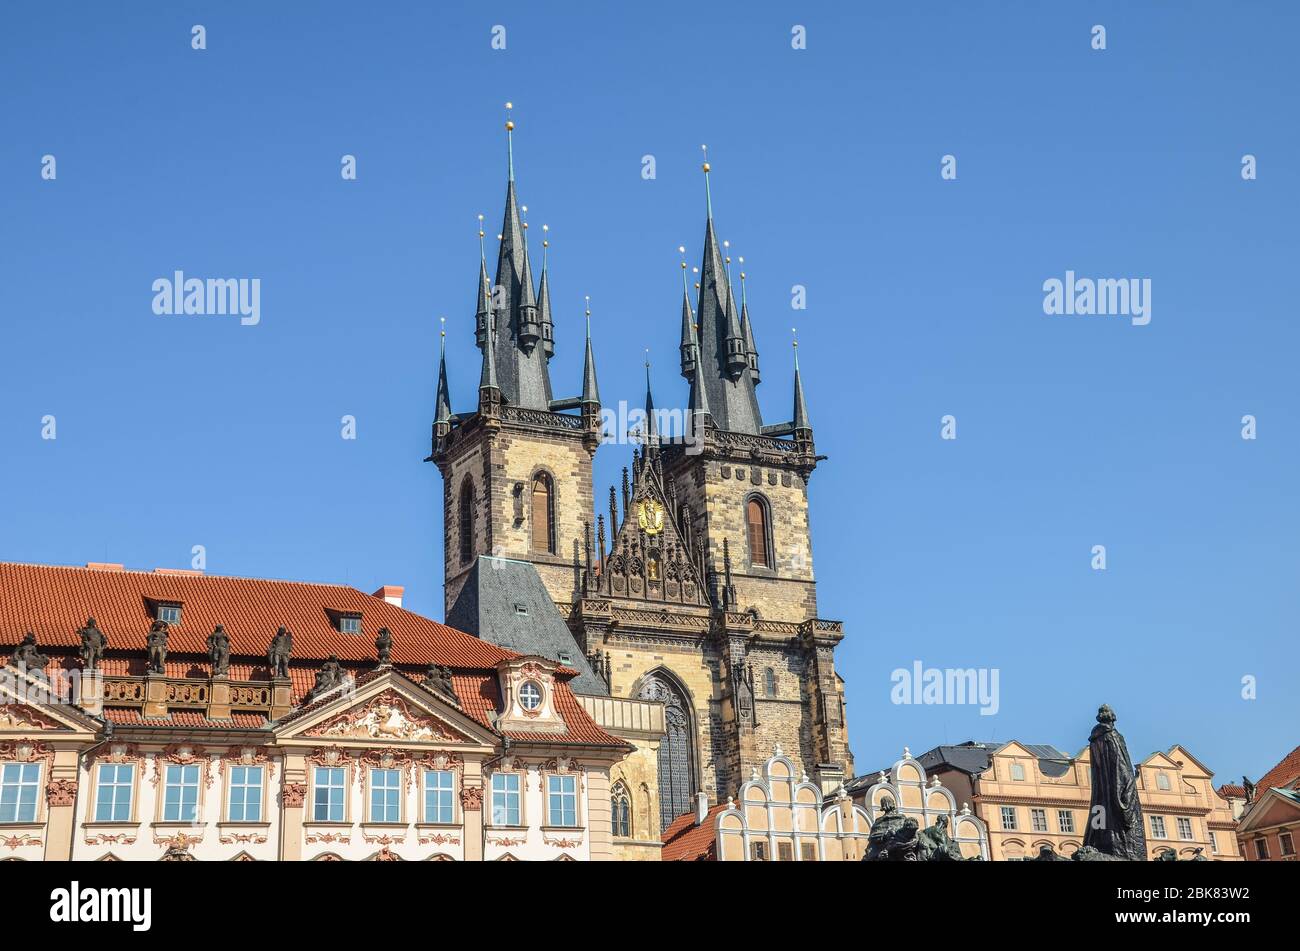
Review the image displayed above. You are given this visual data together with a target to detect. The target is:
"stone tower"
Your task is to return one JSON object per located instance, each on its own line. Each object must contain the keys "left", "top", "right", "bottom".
{"left": 431, "top": 121, "right": 852, "bottom": 836}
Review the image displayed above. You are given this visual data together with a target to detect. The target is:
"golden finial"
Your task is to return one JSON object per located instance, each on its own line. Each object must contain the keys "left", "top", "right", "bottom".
{"left": 521, "top": 204, "right": 528, "bottom": 231}
{"left": 542, "top": 223, "right": 549, "bottom": 248}
{"left": 701, "top": 144, "right": 710, "bottom": 173}
{"left": 505, "top": 102, "right": 516, "bottom": 180}
{"left": 504, "top": 101, "right": 514, "bottom": 131}
{"left": 584, "top": 294, "right": 592, "bottom": 336}
{"left": 440, "top": 315, "right": 446, "bottom": 338}
{"left": 701, "top": 145, "right": 713, "bottom": 218}
{"left": 477, "top": 213, "right": 485, "bottom": 238}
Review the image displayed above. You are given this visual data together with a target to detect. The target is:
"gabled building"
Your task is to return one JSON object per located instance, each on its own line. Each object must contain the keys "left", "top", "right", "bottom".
{"left": 1235, "top": 744, "right": 1300, "bottom": 861}
{"left": 427, "top": 111, "right": 854, "bottom": 848}
{"left": 0, "top": 561, "right": 631, "bottom": 861}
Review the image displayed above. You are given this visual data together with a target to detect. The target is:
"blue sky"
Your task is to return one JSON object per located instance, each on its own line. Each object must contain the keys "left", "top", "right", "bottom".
{"left": 2, "top": 2, "right": 1296, "bottom": 786}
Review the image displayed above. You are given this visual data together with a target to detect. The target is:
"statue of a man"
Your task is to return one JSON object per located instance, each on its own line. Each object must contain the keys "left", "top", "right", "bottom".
{"left": 11, "top": 632, "right": 49, "bottom": 674}
{"left": 146, "top": 620, "right": 169, "bottom": 674}
{"left": 375, "top": 627, "right": 392, "bottom": 666}
{"left": 207, "top": 624, "right": 231, "bottom": 676}
{"left": 267, "top": 627, "right": 292, "bottom": 679}
{"left": 77, "top": 617, "right": 107, "bottom": 670}
{"left": 1083, "top": 704, "right": 1147, "bottom": 860}
{"left": 425, "top": 664, "right": 458, "bottom": 702}
{"left": 305, "top": 654, "right": 344, "bottom": 702}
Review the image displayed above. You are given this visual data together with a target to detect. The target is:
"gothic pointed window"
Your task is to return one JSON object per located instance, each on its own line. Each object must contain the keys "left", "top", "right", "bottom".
{"left": 764, "top": 667, "right": 777, "bottom": 697}
{"left": 746, "top": 496, "right": 771, "bottom": 567}
{"left": 459, "top": 479, "right": 476, "bottom": 564}
{"left": 531, "top": 472, "right": 555, "bottom": 553}
{"left": 638, "top": 671, "right": 696, "bottom": 833}
{"left": 611, "top": 781, "right": 631, "bottom": 838}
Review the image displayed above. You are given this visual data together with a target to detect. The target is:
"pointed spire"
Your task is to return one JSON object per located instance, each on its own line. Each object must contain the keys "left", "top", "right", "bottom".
{"left": 480, "top": 312, "right": 498, "bottom": 392}
{"left": 643, "top": 353, "right": 659, "bottom": 449}
{"left": 516, "top": 203, "right": 541, "bottom": 352}
{"left": 538, "top": 224, "right": 554, "bottom": 358}
{"left": 739, "top": 257, "right": 759, "bottom": 385}
{"left": 678, "top": 246, "right": 697, "bottom": 379}
{"left": 475, "top": 214, "right": 490, "bottom": 350}
{"left": 688, "top": 344, "right": 712, "bottom": 427}
{"left": 581, "top": 297, "right": 600, "bottom": 406}
{"left": 792, "top": 329, "right": 810, "bottom": 432}
{"left": 435, "top": 317, "right": 452, "bottom": 428}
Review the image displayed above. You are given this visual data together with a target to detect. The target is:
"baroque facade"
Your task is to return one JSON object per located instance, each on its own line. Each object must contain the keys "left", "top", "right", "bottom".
{"left": 427, "top": 111, "right": 854, "bottom": 846}
{"left": 0, "top": 562, "right": 637, "bottom": 861}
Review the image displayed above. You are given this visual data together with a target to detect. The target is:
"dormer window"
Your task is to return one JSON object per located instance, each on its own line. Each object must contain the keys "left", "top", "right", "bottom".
{"left": 519, "top": 681, "right": 543, "bottom": 711}
{"left": 338, "top": 614, "right": 362, "bottom": 635}
{"left": 156, "top": 602, "right": 182, "bottom": 626}
{"left": 513, "top": 604, "right": 528, "bottom": 617}
{"left": 558, "top": 651, "right": 572, "bottom": 666}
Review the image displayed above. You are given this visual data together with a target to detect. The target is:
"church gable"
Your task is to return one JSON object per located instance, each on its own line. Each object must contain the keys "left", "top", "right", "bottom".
{"left": 599, "top": 454, "right": 707, "bottom": 606}
{"left": 276, "top": 675, "right": 494, "bottom": 747}
{"left": 0, "top": 672, "right": 99, "bottom": 736}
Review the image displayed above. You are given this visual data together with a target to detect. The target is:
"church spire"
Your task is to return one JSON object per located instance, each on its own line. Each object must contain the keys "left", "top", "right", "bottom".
{"left": 643, "top": 353, "right": 659, "bottom": 449}
{"left": 792, "top": 330, "right": 810, "bottom": 433}
{"left": 480, "top": 312, "right": 499, "bottom": 393}
{"left": 474, "top": 214, "right": 490, "bottom": 350}
{"left": 434, "top": 317, "right": 452, "bottom": 433}
{"left": 538, "top": 224, "right": 554, "bottom": 358}
{"left": 739, "top": 258, "right": 759, "bottom": 385}
{"left": 678, "top": 246, "right": 697, "bottom": 379}
{"left": 581, "top": 297, "right": 600, "bottom": 407}
{"left": 721, "top": 241, "right": 747, "bottom": 380}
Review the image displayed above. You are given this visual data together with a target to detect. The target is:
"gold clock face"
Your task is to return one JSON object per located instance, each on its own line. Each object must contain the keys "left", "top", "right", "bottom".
{"left": 637, "top": 499, "right": 665, "bottom": 535}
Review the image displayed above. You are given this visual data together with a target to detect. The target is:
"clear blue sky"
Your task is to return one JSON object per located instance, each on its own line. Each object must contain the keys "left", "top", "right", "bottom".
{"left": 2, "top": 2, "right": 1296, "bottom": 787}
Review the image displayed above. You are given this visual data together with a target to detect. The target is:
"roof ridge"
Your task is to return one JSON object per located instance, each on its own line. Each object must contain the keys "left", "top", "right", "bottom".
{"left": 0, "top": 560, "right": 366, "bottom": 591}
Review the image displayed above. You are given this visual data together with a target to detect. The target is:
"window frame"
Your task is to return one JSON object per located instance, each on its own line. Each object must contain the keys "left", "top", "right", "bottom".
{"left": 156, "top": 602, "right": 182, "bottom": 626}
{"left": 530, "top": 470, "right": 556, "bottom": 555}
{"left": 1280, "top": 832, "right": 1295, "bottom": 856}
{"left": 312, "top": 765, "right": 349, "bottom": 824}
{"left": 1030, "top": 808, "right": 1048, "bottom": 833}
{"left": 159, "top": 762, "right": 202, "bottom": 823}
{"left": 545, "top": 773, "right": 579, "bottom": 829}
{"left": 458, "top": 478, "right": 476, "bottom": 564}
{"left": 1156, "top": 772, "right": 1171, "bottom": 791}
{"left": 744, "top": 494, "right": 773, "bottom": 569}
{"left": 1057, "top": 809, "right": 1074, "bottom": 834}
{"left": 1000, "top": 806, "right": 1017, "bottom": 830}
{"left": 489, "top": 771, "right": 523, "bottom": 828}
{"left": 610, "top": 781, "right": 631, "bottom": 838}
{"left": 422, "top": 769, "right": 456, "bottom": 825}
{"left": 368, "top": 767, "right": 404, "bottom": 824}
{"left": 1176, "top": 817, "right": 1194, "bottom": 841}
{"left": 0, "top": 761, "right": 42, "bottom": 824}
{"left": 225, "top": 764, "right": 266, "bottom": 823}
{"left": 519, "top": 680, "right": 543, "bottom": 712}
{"left": 91, "top": 762, "right": 136, "bottom": 824}
{"left": 1150, "top": 815, "right": 1167, "bottom": 839}
{"left": 1254, "top": 837, "right": 1269, "bottom": 860}
{"left": 1009, "top": 762, "right": 1026, "bottom": 781}
{"left": 763, "top": 668, "right": 777, "bottom": 697}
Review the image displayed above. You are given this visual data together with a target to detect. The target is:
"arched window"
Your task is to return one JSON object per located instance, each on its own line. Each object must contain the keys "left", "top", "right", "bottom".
{"left": 458, "top": 479, "right": 476, "bottom": 564}
{"left": 611, "top": 781, "right": 631, "bottom": 838}
{"left": 638, "top": 671, "right": 696, "bottom": 833}
{"left": 531, "top": 472, "right": 555, "bottom": 554}
{"left": 746, "top": 496, "right": 771, "bottom": 567}
{"left": 763, "top": 667, "right": 777, "bottom": 697}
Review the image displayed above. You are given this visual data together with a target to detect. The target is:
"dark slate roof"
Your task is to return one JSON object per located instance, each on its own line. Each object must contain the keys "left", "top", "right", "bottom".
{"left": 1020, "top": 743, "right": 1073, "bottom": 778}
{"left": 446, "top": 556, "right": 607, "bottom": 696}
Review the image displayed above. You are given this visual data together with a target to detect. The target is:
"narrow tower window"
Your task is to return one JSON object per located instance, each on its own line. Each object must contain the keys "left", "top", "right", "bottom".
{"left": 746, "top": 497, "right": 771, "bottom": 568}
{"left": 459, "top": 479, "right": 476, "bottom": 564}
{"left": 531, "top": 472, "right": 555, "bottom": 554}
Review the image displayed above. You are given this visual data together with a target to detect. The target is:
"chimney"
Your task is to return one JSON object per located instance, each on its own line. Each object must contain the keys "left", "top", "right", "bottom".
{"left": 695, "top": 791, "right": 709, "bottom": 825}
{"left": 372, "top": 585, "right": 404, "bottom": 608}
{"left": 154, "top": 568, "right": 203, "bottom": 576}
{"left": 85, "top": 562, "right": 124, "bottom": 571}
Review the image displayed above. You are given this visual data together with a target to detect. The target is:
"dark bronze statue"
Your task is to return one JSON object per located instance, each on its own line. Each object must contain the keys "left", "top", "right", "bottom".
{"left": 305, "top": 654, "right": 344, "bottom": 702}
{"left": 1082, "top": 704, "right": 1147, "bottom": 860}
{"left": 375, "top": 627, "right": 392, "bottom": 666}
{"left": 207, "top": 624, "right": 231, "bottom": 676}
{"left": 267, "top": 626, "right": 292, "bottom": 679}
{"left": 11, "top": 632, "right": 49, "bottom": 676}
{"left": 425, "top": 664, "right": 458, "bottom": 703}
{"left": 864, "top": 800, "right": 920, "bottom": 861}
{"left": 77, "top": 617, "right": 107, "bottom": 670}
{"left": 146, "top": 620, "right": 169, "bottom": 674}
{"left": 916, "top": 814, "right": 966, "bottom": 861}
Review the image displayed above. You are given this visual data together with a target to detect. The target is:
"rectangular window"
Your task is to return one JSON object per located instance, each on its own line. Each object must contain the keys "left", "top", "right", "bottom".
{"left": 1058, "top": 810, "right": 1075, "bottom": 834}
{"left": 800, "top": 841, "right": 817, "bottom": 862}
{"left": 424, "top": 770, "right": 454, "bottom": 824}
{"left": 157, "top": 603, "right": 182, "bottom": 625}
{"left": 1281, "top": 833, "right": 1295, "bottom": 857}
{"left": 162, "top": 764, "right": 200, "bottom": 822}
{"left": 749, "top": 841, "right": 768, "bottom": 861}
{"left": 491, "top": 773, "right": 521, "bottom": 826}
{"left": 1176, "top": 817, "right": 1193, "bottom": 841}
{"left": 777, "top": 841, "right": 793, "bottom": 861}
{"left": 1010, "top": 763, "right": 1025, "bottom": 781}
{"left": 370, "top": 768, "right": 401, "bottom": 822}
{"left": 1255, "top": 838, "right": 1269, "bottom": 860}
{"left": 0, "top": 763, "right": 41, "bottom": 823}
{"left": 1031, "top": 808, "right": 1048, "bottom": 832}
{"left": 1000, "top": 806, "right": 1017, "bottom": 830}
{"left": 227, "top": 765, "right": 263, "bottom": 822}
{"left": 339, "top": 615, "right": 361, "bottom": 634}
{"left": 1210, "top": 831, "right": 1220, "bottom": 854}
{"left": 547, "top": 774, "right": 577, "bottom": 827}
{"left": 313, "top": 766, "right": 346, "bottom": 822}
{"left": 94, "top": 763, "right": 133, "bottom": 822}
{"left": 1150, "top": 816, "right": 1167, "bottom": 839}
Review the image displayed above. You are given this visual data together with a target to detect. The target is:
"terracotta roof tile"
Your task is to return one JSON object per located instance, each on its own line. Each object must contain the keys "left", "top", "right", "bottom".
{"left": 1255, "top": 744, "right": 1300, "bottom": 794}
{"left": 0, "top": 562, "right": 514, "bottom": 669}
{"left": 1217, "top": 783, "right": 1246, "bottom": 799}
{"left": 102, "top": 709, "right": 269, "bottom": 729}
{"left": 661, "top": 802, "right": 726, "bottom": 861}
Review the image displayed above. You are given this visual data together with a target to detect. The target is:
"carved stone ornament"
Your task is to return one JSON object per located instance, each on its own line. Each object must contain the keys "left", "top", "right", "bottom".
{"left": 0, "top": 704, "right": 59, "bottom": 730}
{"left": 281, "top": 782, "right": 307, "bottom": 808}
{"left": 309, "top": 690, "right": 457, "bottom": 742}
{"left": 460, "top": 786, "right": 483, "bottom": 810}
{"left": 222, "top": 746, "right": 278, "bottom": 782}
{"left": 152, "top": 744, "right": 214, "bottom": 789}
{"left": 45, "top": 778, "right": 77, "bottom": 807}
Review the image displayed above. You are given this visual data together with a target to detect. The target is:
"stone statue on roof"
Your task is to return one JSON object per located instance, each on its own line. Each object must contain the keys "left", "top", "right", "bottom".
{"left": 267, "top": 626, "right": 292, "bottom": 679}
{"left": 77, "top": 617, "right": 107, "bottom": 671}
{"left": 425, "top": 664, "right": 458, "bottom": 703}
{"left": 207, "top": 624, "right": 231, "bottom": 677}
{"left": 305, "top": 654, "right": 345, "bottom": 703}
{"left": 11, "top": 632, "right": 49, "bottom": 676}
{"left": 145, "top": 620, "right": 169, "bottom": 674}
{"left": 375, "top": 627, "right": 392, "bottom": 666}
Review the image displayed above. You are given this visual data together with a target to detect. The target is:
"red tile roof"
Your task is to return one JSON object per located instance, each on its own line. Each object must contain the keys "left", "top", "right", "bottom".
{"left": 1255, "top": 745, "right": 1300, "bottom": 794}
{"left": 661, "top": 802, "right": 726, "bottom": 861}
{"left": 0, "top": 562, "right": 624, "bottom": 749}
{"left": 0, "top": 562, "right": 514, "bottom": 668}
{"left": 1217, "top": 783, "right": 1246, "bottom": 799}
{"left": 102, "top": 709, "right": 269, "bottom": 729}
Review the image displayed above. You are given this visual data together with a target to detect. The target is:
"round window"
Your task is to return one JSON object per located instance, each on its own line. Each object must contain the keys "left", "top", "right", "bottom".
{"left": 519, "top": 680, "right": 543, "bottom": 711}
